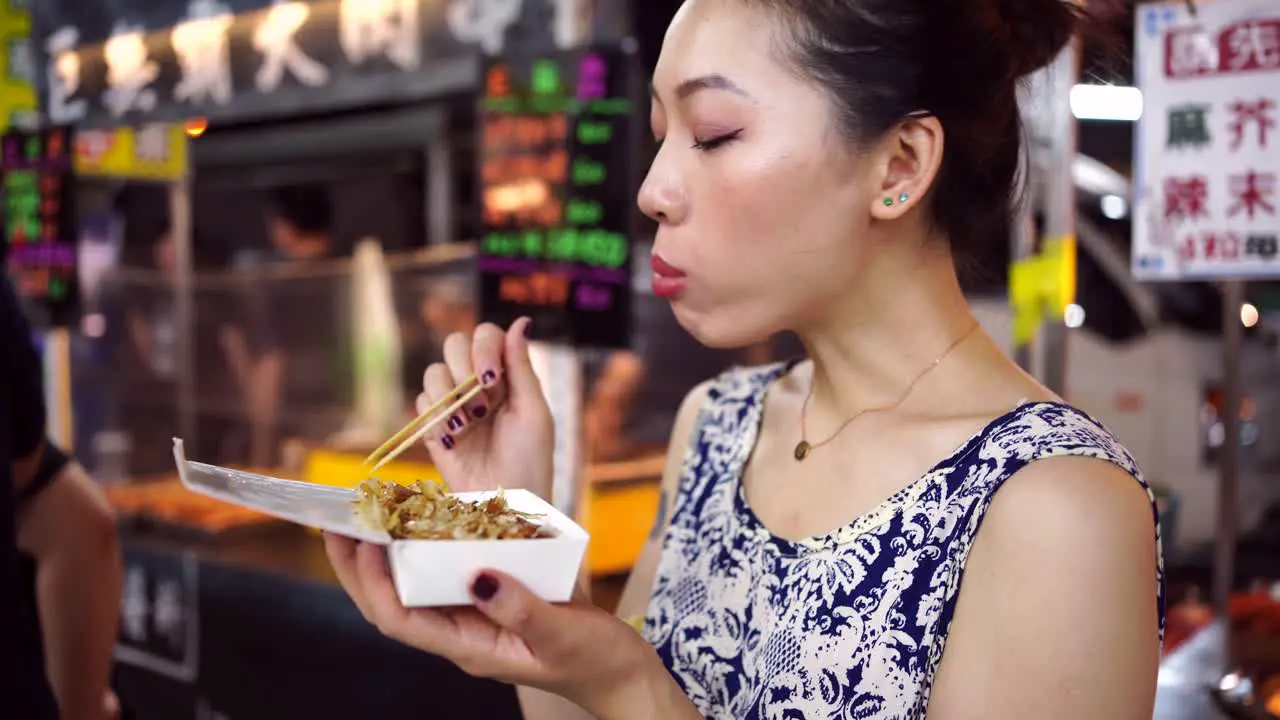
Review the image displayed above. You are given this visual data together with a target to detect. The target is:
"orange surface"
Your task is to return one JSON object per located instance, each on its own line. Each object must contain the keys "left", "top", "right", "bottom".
{"left": 583, "top": 454, "right": 665, "bottom": 576}
{"left": 302, "top": 448, "right": 443, "bottom": 489}
{"left": 106, "top": 477, "right": 276, "bottom": 532}
{"left": 585, "top": 479, "right": 661, "bottom": 576}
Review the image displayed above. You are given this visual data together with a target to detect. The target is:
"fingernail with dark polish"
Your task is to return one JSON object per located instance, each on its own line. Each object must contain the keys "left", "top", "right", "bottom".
{"left": 471, "top": 405, "right": 487, "bottom": 419}
{"left": 440, "top": 434, "right": 456, "bottom": 450}
{"left": 522, "top": 319, "right": 533, "bottom": 337}
{"left": 447, "top": 414, "right": 464, "bottom": 431}
{"left": 481, "top": 369, "right": 497, "bottom": 386}
{"left": 472, "top": 573, "right": 499, "bottom": 601}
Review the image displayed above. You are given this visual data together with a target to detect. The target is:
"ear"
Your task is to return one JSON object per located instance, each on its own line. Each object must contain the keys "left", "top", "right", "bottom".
{"left": 868, "top": 115, "right": 944, "bottom": 220}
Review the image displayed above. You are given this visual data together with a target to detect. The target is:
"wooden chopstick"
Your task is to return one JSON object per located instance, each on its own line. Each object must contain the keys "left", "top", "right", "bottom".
{"left": 363, "top": 375, "right": 483, "bottom": 474}
{"left": 367, "top": 383, "right": 486, "bottom": 476}
{"left": 366, "top": 371, "right": 481, "bottom": 468}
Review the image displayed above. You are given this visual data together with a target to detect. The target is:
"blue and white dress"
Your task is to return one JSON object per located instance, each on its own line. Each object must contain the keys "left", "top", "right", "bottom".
{"left": 642, "top": 364, "right": 1166, "bottom": 719}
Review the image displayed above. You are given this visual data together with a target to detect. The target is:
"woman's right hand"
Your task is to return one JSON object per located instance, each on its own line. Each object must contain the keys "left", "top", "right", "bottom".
{"left": 417, "top": 317, "right": 553, "bottom": 500}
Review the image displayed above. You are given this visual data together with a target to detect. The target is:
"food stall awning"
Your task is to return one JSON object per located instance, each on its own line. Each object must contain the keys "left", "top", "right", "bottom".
{"left": 32, "top": 0, "right": 616, "bottom": 128}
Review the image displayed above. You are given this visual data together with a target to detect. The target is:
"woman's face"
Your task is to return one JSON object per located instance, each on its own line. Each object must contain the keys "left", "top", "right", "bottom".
{"left": 640, "top": 0, "right": 881, "bottom": 348}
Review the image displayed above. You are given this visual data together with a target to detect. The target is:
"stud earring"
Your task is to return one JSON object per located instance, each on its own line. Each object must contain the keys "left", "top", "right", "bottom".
{"left": 899, "top": 192, "right": 910, "bottom": 203}
{"left": 883, "top": 197, "right": 894, "bottom": 207}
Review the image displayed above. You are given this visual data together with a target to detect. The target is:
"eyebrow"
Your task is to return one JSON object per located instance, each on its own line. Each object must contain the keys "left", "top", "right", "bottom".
{"left": 650, "top": 73, "right": 750, "bottom": 102}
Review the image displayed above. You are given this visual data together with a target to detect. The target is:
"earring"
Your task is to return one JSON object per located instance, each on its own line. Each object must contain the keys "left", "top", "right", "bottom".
{"left": 883, "top": 197, "right": 894, "bottom": 207}
{"left": 899, "top": 192, "right": 910, "bottom": 203}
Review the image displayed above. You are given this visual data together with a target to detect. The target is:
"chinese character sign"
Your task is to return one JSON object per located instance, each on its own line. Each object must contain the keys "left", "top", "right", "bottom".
{"left": 1134, "top": 0, "right": 1280, "bottom": 280}
{"left": 339, "top": 0, "right": 420, "bottom": 70}
{"left": 29, "top": 0, "right": 620, "bottom": 128}
{"left": 0, "top": 0, "right": 37, "bottom": 130}
{"left": 1, "top": 126, "right": 78, "bottom": 324}
{"left": 253, "top": 1, "right": 329, "bottom": 92}
{"left": 476, "top": 47, "right": 637, "bottom": 348}
{"left": 171, "top": 0, "right": 234, "bottom": 106}
{"left": 72, "top": 124, "right": 188, "bottom": 181}
{"left": 113, "top": 547, "right": 198, "bottom": 683}
{"left": 102, "top": 21, "right": 158, "bottom": 117}
{"left": 43, "top": 26, "right": 87, "bottom": 124}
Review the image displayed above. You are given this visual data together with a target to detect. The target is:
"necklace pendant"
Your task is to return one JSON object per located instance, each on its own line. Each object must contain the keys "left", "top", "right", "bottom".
{"left": 793, "top": 440, "right": 812, "bottom": 461}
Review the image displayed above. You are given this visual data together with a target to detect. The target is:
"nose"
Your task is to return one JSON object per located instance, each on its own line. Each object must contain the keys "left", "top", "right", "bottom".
{"left": 637, "top": 147, "right": 688, "bottom": 226}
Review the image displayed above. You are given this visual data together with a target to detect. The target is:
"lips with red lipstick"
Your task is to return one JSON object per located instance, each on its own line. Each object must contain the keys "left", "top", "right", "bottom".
{"left": 650, "top": 253, "right": 687, "bottom": 299}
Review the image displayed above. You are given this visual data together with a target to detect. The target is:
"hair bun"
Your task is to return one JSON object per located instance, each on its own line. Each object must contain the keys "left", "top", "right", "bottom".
{"left": 995, "top": 0, "right": 1081, "bottom": 77}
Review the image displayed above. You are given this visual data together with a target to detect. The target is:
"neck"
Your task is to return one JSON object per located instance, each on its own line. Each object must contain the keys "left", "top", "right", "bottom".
{"left": 795, "top": 246, "right": 977, "bottom": 420}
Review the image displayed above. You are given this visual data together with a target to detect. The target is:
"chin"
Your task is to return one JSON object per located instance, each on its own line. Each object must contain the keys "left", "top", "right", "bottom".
{"left": 669, "top": 300, "right": 775, "bottom": 350}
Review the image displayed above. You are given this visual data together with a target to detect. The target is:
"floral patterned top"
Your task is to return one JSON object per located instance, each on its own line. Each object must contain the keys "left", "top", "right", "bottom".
{"left": 642, "top": 364, "right": 1166, "bottom": 719}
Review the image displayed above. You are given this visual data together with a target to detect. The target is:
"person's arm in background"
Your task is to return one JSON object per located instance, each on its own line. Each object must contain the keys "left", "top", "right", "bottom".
{"left": 126, "top": 311, "right": 152, "bottom": 366}
{"left": 17, "top": 444, "right": 122, "bottom": 720}
{"left": 583, "top": 351, "right": 646, "bottom": 461}
{"left": 3, "top": 278, "right": 121, "bottom": 719}
{"left": 517, "top": 380, "right": 709, "bottom": 720}
{"left": 218, "top": 284, "right": 285, "bottom": 466}
{"left": 219, "top": 325, "right": 283, "bottom": 442}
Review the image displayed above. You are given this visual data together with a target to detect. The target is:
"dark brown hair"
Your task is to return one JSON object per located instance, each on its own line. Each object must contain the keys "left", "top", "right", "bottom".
{"left": 748, "top": 0, "right": 1081, "bottom": 257}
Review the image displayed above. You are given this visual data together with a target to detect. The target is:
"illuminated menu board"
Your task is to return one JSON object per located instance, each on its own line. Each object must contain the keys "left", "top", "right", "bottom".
{"left": 477, "top": 46, "right": 637, "bottom": 348}
{"left": 2, "top": 127, "right": 78, "bottom": 324}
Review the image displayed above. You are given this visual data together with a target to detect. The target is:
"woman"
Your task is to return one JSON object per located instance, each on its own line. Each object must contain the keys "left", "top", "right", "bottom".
{"left": 324, "top": 0, "right": 1165, "bottom": 717}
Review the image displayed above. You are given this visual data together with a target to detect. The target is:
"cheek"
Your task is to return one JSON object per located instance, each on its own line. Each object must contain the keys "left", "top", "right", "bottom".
{"left": 686, "top": 164, "right": 873, "bottom": 348}
{"left": 696, "top": 152, "right": 861, "bottom": 281}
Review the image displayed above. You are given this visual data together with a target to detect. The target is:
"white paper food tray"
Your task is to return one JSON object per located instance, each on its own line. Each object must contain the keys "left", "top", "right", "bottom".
{"left": 172, "top": 439, "right": 588, "bottom": 607}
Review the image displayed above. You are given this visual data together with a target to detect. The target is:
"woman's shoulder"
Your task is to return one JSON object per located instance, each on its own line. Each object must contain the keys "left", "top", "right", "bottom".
{"left": 991, "top": 400, "right": 1142, "bottom": 477}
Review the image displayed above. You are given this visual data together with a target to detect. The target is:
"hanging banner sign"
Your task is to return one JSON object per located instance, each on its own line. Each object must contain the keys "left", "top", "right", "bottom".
{"left": 32, "top": 0, "right": 604, "bottom": 128}
{"left": 1, "top": 126, "right": 79, "bottom": 325}
{"left": 74, "top": 123, "right": 188, "bottom": 181}
{"left": 476, "top": 44, "right": 637, "bottom": 349}
{"left": 114, "top": 546, "right": 200, "bottom": 683}
{"left": 0, "top": 0, "right": 37, "bottom": 130}
{"left": 1132, "top": 0, "right": 1280, "bottom": 281}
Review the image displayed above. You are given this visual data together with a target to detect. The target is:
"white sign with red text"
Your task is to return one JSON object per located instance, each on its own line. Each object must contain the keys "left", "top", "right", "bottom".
{"left": 1133, "top": 0, "right": 1280, "bottom": 280}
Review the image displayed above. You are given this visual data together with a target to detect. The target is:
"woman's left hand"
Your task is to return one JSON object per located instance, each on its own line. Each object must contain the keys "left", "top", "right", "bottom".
{"left": 323, "top": 533, "right": 660, "bottom": 718}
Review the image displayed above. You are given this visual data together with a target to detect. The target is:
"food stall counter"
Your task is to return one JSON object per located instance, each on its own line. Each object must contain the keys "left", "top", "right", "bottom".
{"left": 109, "top": 481, "right": 521, "bottom": 720}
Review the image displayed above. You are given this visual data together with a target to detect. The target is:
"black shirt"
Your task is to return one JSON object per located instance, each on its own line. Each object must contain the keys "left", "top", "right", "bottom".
{"left": 0, "top": 276, "right": 58, "bottom": 718}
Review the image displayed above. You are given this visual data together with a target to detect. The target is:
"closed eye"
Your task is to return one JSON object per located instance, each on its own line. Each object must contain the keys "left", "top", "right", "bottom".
{"left": 692, "top": 128, "right": 743, "bottom": 152}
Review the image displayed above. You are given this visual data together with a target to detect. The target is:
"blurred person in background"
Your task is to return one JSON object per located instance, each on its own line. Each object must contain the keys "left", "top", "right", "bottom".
{"left": 224, "top": 184, "right": 353, "bottom": 465}
{"left": 401, "top": 276, "right": 477, "bottom": 414}
{"left": 124, "top": 220, "right": 178, "bottom": 378}
{"left": 116, "top": 220, "right": 180, "bottom": 476}
{"left": 2, "top": 277, "right": 122, "bottom": 720}
{"left": 583, "top": 294, "right": 741, "bottom": 461}
{"left": 116, "top": 220, "right": 240, "bottom": 472}
{"left": 584, "top": 292, "right": 803, "bottom": 461}
{"left": 326, "top": 0, "right": 1163, "bottom": 718}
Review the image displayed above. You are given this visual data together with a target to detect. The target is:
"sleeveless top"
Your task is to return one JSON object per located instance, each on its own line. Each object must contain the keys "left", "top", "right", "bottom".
{"left": 642, "top": 364, "right": 1166, "bottom": 720}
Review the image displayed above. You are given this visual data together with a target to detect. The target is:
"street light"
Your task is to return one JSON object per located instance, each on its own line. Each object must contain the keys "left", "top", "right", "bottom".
{"left": 1241, "top": 302, "right": 1259, "bottom": 328}
{"left": 1070, "top": 84, "right": 1143, "bottom": 121}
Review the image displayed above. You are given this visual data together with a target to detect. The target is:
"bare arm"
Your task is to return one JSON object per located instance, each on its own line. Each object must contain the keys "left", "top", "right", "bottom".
{"left": 583, "top": 351, "right": 646, "bottom": 460}
{"left": 217, "top": 325, "right": 253, "bottom": 389}
{"left": 221, "top": 325, "right": 284, "bottom": 465}
{"left": 926, "top": 457, "right": 1161, "bottom": 719}
{"left": 517, "top": 380, "right": 711, "bottom": 720}
{"left": 127, "top": 313, "right": 152, "bottom": 364}
{"left": 17, "top": 460, "right": 123, "bottom": 720}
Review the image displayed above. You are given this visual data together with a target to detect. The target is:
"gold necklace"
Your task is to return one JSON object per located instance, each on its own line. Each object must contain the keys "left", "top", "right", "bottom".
{"left": 793, "top": 322, "right": 981, "bottom": 461}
